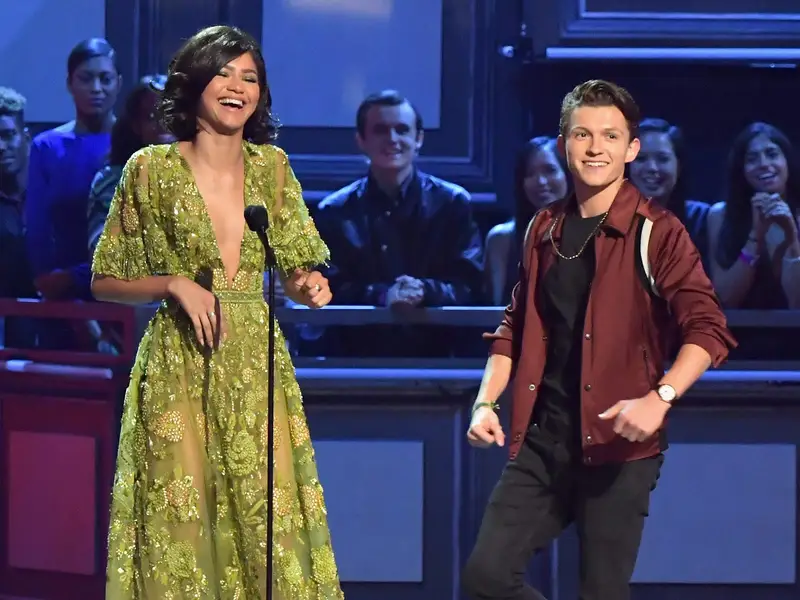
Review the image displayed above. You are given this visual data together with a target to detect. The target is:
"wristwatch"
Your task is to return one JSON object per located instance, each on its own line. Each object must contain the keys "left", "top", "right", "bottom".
{"left": 655, "top": 384, "right": 677, "bottom": 404}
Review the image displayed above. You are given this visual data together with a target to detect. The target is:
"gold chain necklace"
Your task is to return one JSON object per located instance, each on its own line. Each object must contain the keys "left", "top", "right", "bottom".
{"left": 548, "top": 211, "right": 609, "bottom": 261}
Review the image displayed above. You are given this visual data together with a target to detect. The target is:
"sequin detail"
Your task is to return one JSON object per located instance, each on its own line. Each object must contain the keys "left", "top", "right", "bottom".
{"left": 95, "top": 143, "right": 342, "bottom": 599}
{"left": 152, "top": 410, "right": 185, "bottom": 443}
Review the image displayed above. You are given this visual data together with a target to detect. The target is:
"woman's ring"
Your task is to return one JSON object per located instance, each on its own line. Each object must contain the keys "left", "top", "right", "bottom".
{"left": 314, "top": 284, "right": 321, "bottom": 292}
{"left": 208, "top": 310, "right": 216, "bottom": 320}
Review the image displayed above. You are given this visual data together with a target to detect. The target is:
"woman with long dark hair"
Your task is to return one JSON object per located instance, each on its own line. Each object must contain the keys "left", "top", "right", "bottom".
{"left": 628, "top": 118, "right": 710, "bottom": 259}
{"left": 484, "top": 136, "right": 569, "bottom": 304}
{"left": 707, "top": 122, "right": 800, "bottom": 308}
{"left": 87, "top": 74, "right": 173, "bottom": 255}
{"left": 92, "top": 26, "right": 343, "bottom": 598}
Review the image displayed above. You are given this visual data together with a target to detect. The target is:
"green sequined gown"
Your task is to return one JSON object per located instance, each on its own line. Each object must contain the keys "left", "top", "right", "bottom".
{"left": 93, "top": 142, "right": 344, "bottom": 599}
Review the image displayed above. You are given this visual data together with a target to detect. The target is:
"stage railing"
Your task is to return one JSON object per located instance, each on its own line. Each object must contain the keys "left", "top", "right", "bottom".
{"left": 0, "top": 298, "right": 137, "bottom": 368}
{"left": 0, "top": 300, "right": 783, "bottom": 398}
{"left": 274, "top": 304, "right": 800, "bottom": 328}
{"left": 3, "top": 298, "right": 797, "bottom": 331}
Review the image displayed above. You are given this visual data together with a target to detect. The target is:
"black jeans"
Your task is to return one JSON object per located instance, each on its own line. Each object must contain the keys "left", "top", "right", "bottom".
{"left": 462, "top": 425, "right": 663, "bottom": 600}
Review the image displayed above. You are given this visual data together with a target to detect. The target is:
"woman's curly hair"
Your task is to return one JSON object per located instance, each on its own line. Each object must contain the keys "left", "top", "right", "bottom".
{"left": 158, "top": 25, "right": 279, "bottom": 144}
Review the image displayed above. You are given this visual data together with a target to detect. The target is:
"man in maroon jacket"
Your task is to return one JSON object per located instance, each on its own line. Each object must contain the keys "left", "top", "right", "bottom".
{"left": 461, "top": 80, "right": 736, "bottom": 600}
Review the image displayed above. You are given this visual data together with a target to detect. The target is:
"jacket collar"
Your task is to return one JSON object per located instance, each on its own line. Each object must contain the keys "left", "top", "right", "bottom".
{"left": 542, "top": 180, "right": 644, "bottom": 242}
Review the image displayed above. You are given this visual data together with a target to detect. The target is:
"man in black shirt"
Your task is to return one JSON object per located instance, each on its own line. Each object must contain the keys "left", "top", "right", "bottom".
{"left": 462, "top": 81, "right": 735, "bottom": 600}
{"left": 314, "top": 90, "right": 483, "bottom": 357}
{"left": 534, "top": 211, "right": 605, "bottom": 447}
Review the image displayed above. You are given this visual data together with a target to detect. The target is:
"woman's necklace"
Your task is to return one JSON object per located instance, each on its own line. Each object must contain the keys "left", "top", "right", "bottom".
{"left": 548, "top": 211, "right": 609, "bottom": 260}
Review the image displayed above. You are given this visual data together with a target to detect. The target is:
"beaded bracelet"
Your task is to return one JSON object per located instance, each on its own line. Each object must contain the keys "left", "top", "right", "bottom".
{"left": 738, "top": 250, "right": 759, "bottom": 267}
{"left": 472, "top": 401, "right": 499, "bottom": 416}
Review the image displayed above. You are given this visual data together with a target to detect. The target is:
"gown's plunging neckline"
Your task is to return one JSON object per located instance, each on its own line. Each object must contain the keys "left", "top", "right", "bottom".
{"left": 175, "top": 143, "right": 249, "bottom": 288}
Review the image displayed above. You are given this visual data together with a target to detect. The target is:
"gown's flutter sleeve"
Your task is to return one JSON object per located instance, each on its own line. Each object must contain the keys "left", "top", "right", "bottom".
{"left": 267, "top": 148, "right": 330, "bottom": 276}
{"left": 92, "top": 149, "right": 161, "bottom": 281}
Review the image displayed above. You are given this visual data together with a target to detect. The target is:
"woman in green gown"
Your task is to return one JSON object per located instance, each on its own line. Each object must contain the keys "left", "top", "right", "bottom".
{"left": 92, "top": 25, "right": 344, "bottom": 599}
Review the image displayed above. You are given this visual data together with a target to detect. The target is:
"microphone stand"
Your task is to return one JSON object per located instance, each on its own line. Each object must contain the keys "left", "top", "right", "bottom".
{"left": 247, "top": 212, "right": 277, "bottom": 600}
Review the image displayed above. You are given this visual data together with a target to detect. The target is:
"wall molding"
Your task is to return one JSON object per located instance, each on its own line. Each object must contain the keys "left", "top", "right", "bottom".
{"left": 527, "top": 0, "right": 800, "bottom": 52}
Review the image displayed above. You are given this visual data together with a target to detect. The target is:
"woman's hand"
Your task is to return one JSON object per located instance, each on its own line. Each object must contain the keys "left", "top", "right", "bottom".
{"left": 285, "top": 269, "right": 332, "bottom": 308}
{"left": 763, "top": 197, "right": 799, "bottom": 246}
{"left": 750, "top": 192, "right": 776, "bottom": 242}
{"left": 167, "top": 276, "right": 226, "bottom": 348}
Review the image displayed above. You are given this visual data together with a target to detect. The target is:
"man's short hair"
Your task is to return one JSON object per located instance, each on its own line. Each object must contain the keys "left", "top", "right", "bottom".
{"left": 0, "top": 87, "right": 26, "bottom": 127}
{"left": 356, "top": 89, "right": 423, "bottom": 137}
{"left": 559, "top": 80, "right": 640, "bottom": 140}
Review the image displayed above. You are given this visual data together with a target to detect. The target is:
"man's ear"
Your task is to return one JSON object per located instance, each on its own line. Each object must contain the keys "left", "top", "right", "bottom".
{"left": 625, "top": 137, "right": 641, "bottom": 164}
{"left": 557, "top": 134, "right": 566, "bottom": 158}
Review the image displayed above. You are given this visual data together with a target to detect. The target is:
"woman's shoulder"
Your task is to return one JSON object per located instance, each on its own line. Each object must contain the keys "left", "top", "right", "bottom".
{"left": 486, "top": 219, "right": 515, "bottom": 242}
{"left": 111, "top": 145, "right": 174, "bottom": 192}
{"left": 245, "top": 142, "right": 291, "bottom": 172}
{"left": 707, "top": 201, "right": 726, "bottom": 219}
{"left": 124, "top": 144, "right": 172, "bottom": 169}
{"left": 35, "top": 121, "right": 112, "bottom": 145}
{"left": 31, "top": 124, "right": 75, "bottom": 150}
{"left": 90, "top": 164, "right": 123, "bottom": 190}
{"left": 682, "top": 199, "right": 711, "bottom": 220}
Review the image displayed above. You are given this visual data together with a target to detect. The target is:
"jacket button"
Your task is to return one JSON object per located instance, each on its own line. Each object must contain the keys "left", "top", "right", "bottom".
{"left": 514, "top": 433, "right": 522, "bottom": 441}
{"left": 585, "top": 456, "right": 593, "bottom": 464}
{"left": 542, "top": 335, "right": 548, "bottom": 341}
{"left": 585, "top": 435, "right": 593, "bottom": 444}
{"left": 584, "top": 384, "right": 592, "bottom": 391}
{"left": 584, "top": 333, "right": 591, "bottom": 340}
{"left": 528, "top": 383, "right": 536, "bottom": 391}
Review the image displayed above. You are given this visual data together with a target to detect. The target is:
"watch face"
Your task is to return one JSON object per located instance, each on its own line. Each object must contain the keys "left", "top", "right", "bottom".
{"left": 658, "top": 385, "right": 676, "bottom": 402}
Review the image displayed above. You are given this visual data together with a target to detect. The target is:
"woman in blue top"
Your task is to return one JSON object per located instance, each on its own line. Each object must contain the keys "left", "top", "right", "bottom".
{"left": 25, "top": 37, "right": 121, "bottom": 302}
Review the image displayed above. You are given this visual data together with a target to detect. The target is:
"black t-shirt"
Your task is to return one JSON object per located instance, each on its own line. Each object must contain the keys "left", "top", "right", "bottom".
{"left": 532, "top": 211, "right": 605, "bottom": 444}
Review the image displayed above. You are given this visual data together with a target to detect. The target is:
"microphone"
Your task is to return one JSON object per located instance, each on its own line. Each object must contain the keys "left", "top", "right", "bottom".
{"left": 244, "top": 204, "right": 269, "bottom": 231}
{"left": 244, "top": 205, "right": 276, "bottom": 268}
{"left": 244, "top": 204, "right": 277, "bottom": 600}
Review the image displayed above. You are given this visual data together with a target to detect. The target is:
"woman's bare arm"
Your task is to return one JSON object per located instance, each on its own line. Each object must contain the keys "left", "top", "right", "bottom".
{"left": 91, "top": 274, "right": 177, "bottom": 305}
{"left": 706, "top": 202, "right": 757, "bottom": 308}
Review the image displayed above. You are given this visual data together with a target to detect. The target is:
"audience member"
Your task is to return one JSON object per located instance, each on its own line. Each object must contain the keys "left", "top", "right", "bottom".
{"left": 317, "top": 90, "right": 483, "bottom": 307}
{"left": 708, "top": 122, "right": 800, "bottom": 308}
{"left": 314, "top": 90, "right": 483, "bottom": 355}
{"left": 629, "top": 118, "right": 710, "bottom": 262}
{"left": 85, "top": 75, "right": 173, "bottom": 353}
{"left": 25, "top": 37, "right": 121, "bottom": 303}
{"left": 87, "top": 74, "right": 172, "bottom": 255}
{"left": 484, "top": 136, "right": 569, "bottom": 305}
{"left": 0, "top": 87, "right": 36, "bottom": 347}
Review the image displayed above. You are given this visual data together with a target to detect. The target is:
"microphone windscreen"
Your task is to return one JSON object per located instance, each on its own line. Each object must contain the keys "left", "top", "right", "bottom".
{"left": 244, "top": 205, "right": 270, "bottom": 232}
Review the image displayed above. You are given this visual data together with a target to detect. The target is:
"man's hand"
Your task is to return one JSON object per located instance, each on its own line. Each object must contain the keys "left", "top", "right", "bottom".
{"left": 599, "top": 392, "right": 670, "bottom": 442}
{"left": 386, "top": 275, "right": 424, "bottom": 309}
{"left": 467, "top": 406, "right": 505, "bottom": 448}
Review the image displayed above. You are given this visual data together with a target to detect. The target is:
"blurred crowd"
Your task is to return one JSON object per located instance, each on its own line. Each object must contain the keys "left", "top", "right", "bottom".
{"left": 1, "top": 38, "right": 796, "bottom": 358}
